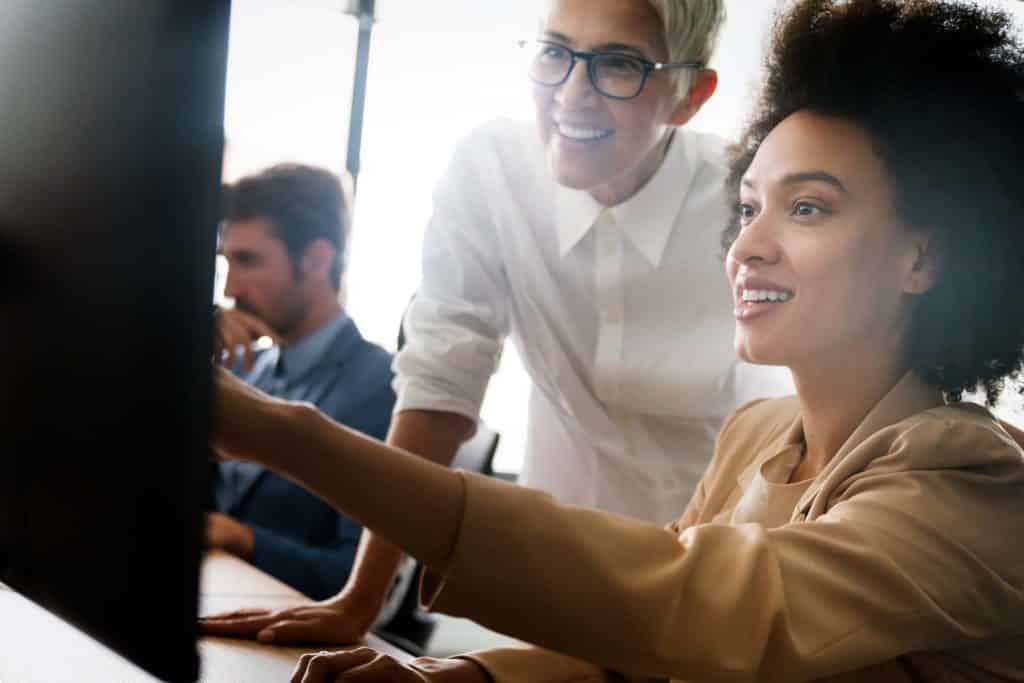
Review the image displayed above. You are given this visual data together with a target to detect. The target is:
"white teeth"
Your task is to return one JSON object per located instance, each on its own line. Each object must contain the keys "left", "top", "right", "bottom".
{"left": 557, "top": 123, "right": 612, "bottom": 141}
{"left": 741, "top": 289, "right": 793, "bottom": 303}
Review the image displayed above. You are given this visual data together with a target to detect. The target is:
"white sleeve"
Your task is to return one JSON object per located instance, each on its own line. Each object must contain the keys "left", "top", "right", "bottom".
{"left": 392, "top": 126, "right": 511, "bottom": 421}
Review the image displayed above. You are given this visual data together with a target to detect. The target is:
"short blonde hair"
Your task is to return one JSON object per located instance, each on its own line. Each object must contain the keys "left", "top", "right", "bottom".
{"left": 647, "top": 0, "right": 726, "bottom": 96}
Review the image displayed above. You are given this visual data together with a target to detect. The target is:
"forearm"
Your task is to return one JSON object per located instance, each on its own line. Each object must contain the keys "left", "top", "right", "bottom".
{"left": 260, "top": 405, "right": 469, "bottom": 573}
{"left": 338, "top": 409, "right": 475, "bottom": 613}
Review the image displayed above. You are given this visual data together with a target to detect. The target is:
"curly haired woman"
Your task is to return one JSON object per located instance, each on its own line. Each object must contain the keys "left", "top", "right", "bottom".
{"left": 210, "top": 1, "right": 1024, "bottom": 680}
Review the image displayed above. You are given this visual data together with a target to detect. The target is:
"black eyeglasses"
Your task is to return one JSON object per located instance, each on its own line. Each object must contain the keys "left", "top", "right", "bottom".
{"left": 518, "top": 39, "right": 702, "bottom": 100}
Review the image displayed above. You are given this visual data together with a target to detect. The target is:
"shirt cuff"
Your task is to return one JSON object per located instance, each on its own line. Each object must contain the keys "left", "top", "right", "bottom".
{"left": 454, "top": 647, "right": 607, "bottom": 683}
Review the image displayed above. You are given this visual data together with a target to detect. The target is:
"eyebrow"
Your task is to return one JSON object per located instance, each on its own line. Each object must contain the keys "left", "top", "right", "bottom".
{"left": 541, "top": 31, "right": 649, "bottom": 57}
{"left": 742, "top": 170, "right": 849, "bottom": 194}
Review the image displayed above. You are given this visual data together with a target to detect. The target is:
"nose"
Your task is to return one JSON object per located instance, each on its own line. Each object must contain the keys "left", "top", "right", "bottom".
{"left": 223, "top": 262, "right": 242, "bottom": 300}
{"left": 554, "top": 57, "right": 599, "bottom": 107}
{"left": 727, "top": 209, "right": 782, "bottom": 268}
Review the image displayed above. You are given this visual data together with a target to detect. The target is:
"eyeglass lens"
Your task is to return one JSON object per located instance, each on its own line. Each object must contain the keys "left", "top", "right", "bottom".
{"left": 529, "top": 43, "right": 647, "bottom": 99}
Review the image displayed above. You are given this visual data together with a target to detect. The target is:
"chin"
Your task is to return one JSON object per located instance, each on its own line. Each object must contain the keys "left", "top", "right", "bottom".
{"left": 550, "top": 163, "right": 597, "bottom": 191}
{"left": 735, "top": 338, "right": 783, "bottom": 366}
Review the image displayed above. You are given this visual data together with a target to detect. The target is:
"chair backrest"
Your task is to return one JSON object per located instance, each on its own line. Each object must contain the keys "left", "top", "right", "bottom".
{"left": 450, "top": 424, "right": 499, "bottom": 476}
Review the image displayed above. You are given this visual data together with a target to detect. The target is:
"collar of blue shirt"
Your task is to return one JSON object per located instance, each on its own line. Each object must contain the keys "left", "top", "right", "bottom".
{"left": 276, "top": 310, "right": 350, "bottom": 384}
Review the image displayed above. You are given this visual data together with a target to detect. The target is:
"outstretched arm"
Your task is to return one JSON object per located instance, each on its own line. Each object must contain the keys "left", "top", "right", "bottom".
{"left": 203, "top": 376, "right": 472, "bottom": 643}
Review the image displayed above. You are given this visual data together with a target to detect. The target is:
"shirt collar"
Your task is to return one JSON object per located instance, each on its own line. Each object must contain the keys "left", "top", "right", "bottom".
{"left": 737, "top": 371, "right": 944, "bottom": 494}
{"left": 794, "top": 371, "right": 945, "bottom": 515}
{"left": 737, "top": 408, "right": 805, "bottom": 491}
{"left": 555, "top": 131, "right": 695, "bottom": 267}
{"left": 278, "top": 310, "right": 349, "bottom": 383}
{"left": 555, "top": 181, "right": 604, "bottom": 258}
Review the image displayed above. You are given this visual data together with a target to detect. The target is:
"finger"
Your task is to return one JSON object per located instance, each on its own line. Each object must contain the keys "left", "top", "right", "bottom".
{"left": 200, "top": 608, "right": 272, "bottom": 623}
{"left": 243, "top": 339, "right": 255, "bottom": 373}
{"left": 215, "top": 315, "right": 242, "bottom": 357}
{"left": 291, "top": 651, "right": 320, "bottom": 683}
{"left": 200, "top": 613, "right": 280, "bottom": 638}
{"left": 299, "top": 649, "right": 377, "bottom": 683}
{"left": 236, "top": 310, "right": 281, "bottom": 345}
{"left": 336, "top": 655, "right": 409, "bottom": 683}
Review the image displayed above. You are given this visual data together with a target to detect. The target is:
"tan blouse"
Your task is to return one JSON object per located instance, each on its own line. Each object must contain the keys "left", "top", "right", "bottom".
{"left": 421, "top": 373, "right": 1024, "bottom": 682}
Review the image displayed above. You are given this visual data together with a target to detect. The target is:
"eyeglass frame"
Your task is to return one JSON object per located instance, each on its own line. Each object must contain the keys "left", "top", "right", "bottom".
{"left": 519, "top": 39, "right": 704, "bottom": 101}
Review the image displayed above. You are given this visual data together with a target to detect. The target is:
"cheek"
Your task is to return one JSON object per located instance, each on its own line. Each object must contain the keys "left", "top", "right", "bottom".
{"left": 533, "top": 87, "right": 553, "bottom": 121}
{"left": 608, "top": 100, "right": 663, "bottom": 155}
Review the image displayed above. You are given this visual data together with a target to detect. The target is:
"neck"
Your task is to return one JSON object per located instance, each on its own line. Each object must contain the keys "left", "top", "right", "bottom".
{"left": 791, "top": 350, "right": 909, "bottom": 479}
{"left": 588, "top": 129, "right": 674, "bottom": 207}
{"left": 281, "top": 294, "right": 342, "bottom": 347}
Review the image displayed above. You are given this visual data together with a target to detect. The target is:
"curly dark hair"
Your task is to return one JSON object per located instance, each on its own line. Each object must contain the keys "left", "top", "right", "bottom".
{"left": 722, "top": 0, "right": 1024, "bottom": 404}
{"left": 222, "top": 164, "right": 350, "bottom": 291}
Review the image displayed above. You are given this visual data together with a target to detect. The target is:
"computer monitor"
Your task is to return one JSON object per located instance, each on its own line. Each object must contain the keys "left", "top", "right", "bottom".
{"left": 0, "top": 3, "right": 229, "bottom": 682}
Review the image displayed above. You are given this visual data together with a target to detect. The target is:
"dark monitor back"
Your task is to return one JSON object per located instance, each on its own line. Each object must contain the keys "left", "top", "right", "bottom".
{"left": 0, "top": 3, "right": 229, "bottom": 681}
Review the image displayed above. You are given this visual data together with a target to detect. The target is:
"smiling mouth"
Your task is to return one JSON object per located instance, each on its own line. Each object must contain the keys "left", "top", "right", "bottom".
{"left": 735, "top": 287, "right": 796, "bottom": 320}
{"left": 741, "top": 289, "right": 794, "bottom": 303}
{"left": 555, "top": 122, "right": 614, "bottom": 142}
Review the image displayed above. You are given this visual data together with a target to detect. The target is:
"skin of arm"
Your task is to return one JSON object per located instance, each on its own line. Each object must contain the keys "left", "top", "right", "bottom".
{"left": 333, "top": 408, "right": 475, "bottom": 632}
{"left": 217, "top": 394, "right": 468, "bottom": 587}
{"left": 201, "top": 386, "right": 476, "bottom": 644}
{"left": 205, "top": 511, "right": 255, "bottom": 560}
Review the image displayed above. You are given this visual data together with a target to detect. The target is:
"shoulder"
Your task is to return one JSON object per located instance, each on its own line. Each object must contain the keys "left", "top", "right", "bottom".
{"left": 720, "top": 396, "right": 801, "bottom": 445}
{"left": 872, "top": 403, "right": 1024, "bottom": 473}
{"left": 676, "top": 127, "right": 731, "bottom": 176}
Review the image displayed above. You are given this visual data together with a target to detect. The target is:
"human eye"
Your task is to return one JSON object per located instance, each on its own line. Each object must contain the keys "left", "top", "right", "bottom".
{"left": 537, "top": 43, "right": 568, "bottom": 64}
{"left": 598, "top": 54, "right": 645, "bottom": 76}
{"left": 791, "top": 200, "right": 831, "bottom": 219}
{"left": 738, "top": 201, "right": 758, "bottom": 225}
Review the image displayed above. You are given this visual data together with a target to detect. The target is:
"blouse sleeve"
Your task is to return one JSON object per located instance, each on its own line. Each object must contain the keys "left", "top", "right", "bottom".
{"left": 422, "top": 415, "right": 1024, "bottom": 681}
{"left": 392, "top": 126, "right": 511, "bottom": 421}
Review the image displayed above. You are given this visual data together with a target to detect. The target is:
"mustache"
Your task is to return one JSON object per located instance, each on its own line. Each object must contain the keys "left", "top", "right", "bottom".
{"left": 233, "top": 299, "right": 256, "bottom": 315}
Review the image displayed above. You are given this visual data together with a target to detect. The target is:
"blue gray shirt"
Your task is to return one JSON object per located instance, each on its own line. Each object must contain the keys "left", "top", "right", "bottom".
{"left": 216, "top": 311, "right": 395, "bottom": 599}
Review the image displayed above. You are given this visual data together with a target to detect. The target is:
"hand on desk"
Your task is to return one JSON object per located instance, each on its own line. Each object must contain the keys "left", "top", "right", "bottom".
{"left": 289, "top": 647, "right": 488, "bottom": 683}
{"left": 200, "top": 591, "right": 373, "bottom": 645}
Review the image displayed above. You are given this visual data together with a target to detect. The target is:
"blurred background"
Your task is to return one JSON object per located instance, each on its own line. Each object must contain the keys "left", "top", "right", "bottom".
{"left": 217, "top": 0, "right": 1024, "bottom": 476}
{"left": 214, "top": 0, "right": 1024, "bottom": 656}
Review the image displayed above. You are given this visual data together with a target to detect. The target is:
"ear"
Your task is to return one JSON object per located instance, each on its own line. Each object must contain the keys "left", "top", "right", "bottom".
{"left": 300, "top": 239, "right": 336, "bottom": 284}
{"left": 903, "top": 230, "right": 941, "bottom": 295}
{"left": 668, "top": 68, "right": 718, "bottom": 127}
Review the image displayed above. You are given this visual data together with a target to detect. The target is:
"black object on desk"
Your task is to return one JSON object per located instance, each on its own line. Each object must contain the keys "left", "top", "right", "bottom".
{"left": 0, "top": 2, "right": 229, "bottom": 681}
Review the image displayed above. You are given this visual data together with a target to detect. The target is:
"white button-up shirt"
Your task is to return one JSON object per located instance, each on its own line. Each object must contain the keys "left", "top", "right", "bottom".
{"left": 394, "top": 119, "right": 792, "bottom": 524}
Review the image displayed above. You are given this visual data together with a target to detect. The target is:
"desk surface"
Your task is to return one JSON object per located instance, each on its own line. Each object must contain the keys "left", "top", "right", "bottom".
{"left": 0, "top": 551, "right": 410, "bottom": 683}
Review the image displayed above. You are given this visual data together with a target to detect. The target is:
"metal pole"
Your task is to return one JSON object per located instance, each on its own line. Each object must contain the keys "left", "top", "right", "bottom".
{"left": 345, "top": 0, "right": 375, "bottom": 197}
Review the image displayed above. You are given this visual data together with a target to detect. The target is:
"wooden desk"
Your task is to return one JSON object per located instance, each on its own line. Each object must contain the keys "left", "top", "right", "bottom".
{"left": 0, "top": 551, "right": 410, "bottom": 682}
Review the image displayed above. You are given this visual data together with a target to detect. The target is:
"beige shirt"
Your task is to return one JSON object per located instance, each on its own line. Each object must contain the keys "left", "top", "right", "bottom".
{"left": 422, "top": 373, "right": 1024, "bottom": 681}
